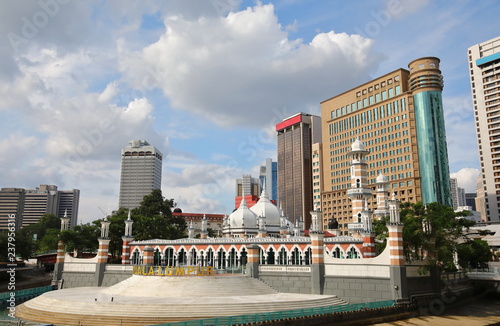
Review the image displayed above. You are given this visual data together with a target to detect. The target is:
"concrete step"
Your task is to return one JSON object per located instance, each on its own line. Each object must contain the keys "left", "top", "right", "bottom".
{"left": 17, "top": 275, "right": 349, "bottom": 326}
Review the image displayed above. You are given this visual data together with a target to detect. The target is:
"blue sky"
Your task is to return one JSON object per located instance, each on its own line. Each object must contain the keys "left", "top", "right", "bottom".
{"left": 0, "top": 0, "right": 499, "bottom": 223}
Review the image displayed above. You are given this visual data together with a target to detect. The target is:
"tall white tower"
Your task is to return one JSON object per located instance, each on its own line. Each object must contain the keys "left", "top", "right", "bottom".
{"left": 119, "top": 140, "right": 163, "bottom": 210}
{"left": 468, "top": 36, "right": 500, "bottom": 221}
{"left": 346, "top": 138, "right": 372, "bottom": 235}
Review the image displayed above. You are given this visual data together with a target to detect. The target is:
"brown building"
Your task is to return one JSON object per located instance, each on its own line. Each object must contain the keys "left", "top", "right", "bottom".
{"left": 320, "top": 57, "right": 451, "bottom": 235}
{"left": 276, "top": 113, "right": 321, "bottom": 229}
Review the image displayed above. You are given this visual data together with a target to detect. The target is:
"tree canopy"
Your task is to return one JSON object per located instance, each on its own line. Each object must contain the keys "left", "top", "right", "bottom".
{"left": 373, "top": 201, "right": 490, "bottom": 271}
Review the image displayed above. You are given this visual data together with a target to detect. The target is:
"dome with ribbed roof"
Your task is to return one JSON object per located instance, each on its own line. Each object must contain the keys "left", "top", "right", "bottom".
{"left": 376, "top": 173, "right": 388, "bottom": 184}
{"left": 228, "top": 197, "right": 258, "bottom": 228}
{"left": 351, "top": 137, "right": 366, "bottom": 151}
{"left": 250, "top": 188, "right": 280, "bottom": 226}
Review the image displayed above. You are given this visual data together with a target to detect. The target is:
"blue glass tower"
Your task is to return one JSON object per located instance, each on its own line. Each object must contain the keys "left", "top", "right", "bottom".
{"left": 408, "top": 57, "right": 452, "bottom": 206}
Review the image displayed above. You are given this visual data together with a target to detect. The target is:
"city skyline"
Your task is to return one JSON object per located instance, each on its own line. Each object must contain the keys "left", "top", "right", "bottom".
{"left": 0, "top": 1, "right": 499, "bottom": 223}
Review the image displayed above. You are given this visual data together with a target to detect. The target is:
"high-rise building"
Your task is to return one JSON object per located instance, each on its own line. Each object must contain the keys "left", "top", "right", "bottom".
{"left": 450, "top": 178, "right": 466, "bottom": 209}
{"left": 276, "top": 113, "right": 321, "bottom": 229}
{"left": 468, "top": 36, "right": 500, "bottom": 221}
{"left": 119, "top": 140, "right": 163, "bottom": 210}
{"left": 475, "top": 174, "right": 486, "bottom": 221}
{"left": 259, "top": 158, "right": 278, "bottom": 203}
{"left": 58, "top": 189, "right": 80, "bottom": 228}
{"left": 465, "top": 193, "right": 477, "bottom": 211}
{"left": 235, "top": 174, "right": 261, "bottom": 209}
{"left": 23, "top": 185, "right": 59, "bottom": 227}
{"left": 0, "top": 188, "right": 25, "bottom": 230}
{"left": 0, "top": 185, "right": 79, "bottom": 230}
{"left": 312, "top": 143, "right": 323, "bottom": 214}
{"left": 320, "top": 57, "right": 452, "bottom": 235}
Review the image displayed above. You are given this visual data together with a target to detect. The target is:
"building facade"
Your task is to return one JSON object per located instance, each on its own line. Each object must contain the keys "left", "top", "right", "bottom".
{"left": 259, "top": 158, "right": 278, "bottom": 204}
{"left": 119, "top": 140, "right": 163, "bottom": 210}
{"left": 0, "top": 185, "right": 79, "bottom": 230}
{"left": 312, "top": 143, "right": 323, "bottom": 215}
{"left": 320, "top": 57, "right": 451, "bottom": 235}
{"left": 0, "top": 188, "right": 25, "bottom": 230}
{"left": 468, "top": 36, "right": 500, "bottom": 221}
{"left": 235, "top": 175, "right": 261, "bottom": 209}
{"left": 450, "top": 178, "right": 466, "bottom": 209}
{"left": 276, "top": 113, "right": 321, "bottom": 229}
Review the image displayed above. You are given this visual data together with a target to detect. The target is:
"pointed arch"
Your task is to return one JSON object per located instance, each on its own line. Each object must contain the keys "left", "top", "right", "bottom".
{"left": 346, "top": 245, "right": 361, "bottom": 259}
{"left": 331, "top": 245, "right": 345, "bottom": 259}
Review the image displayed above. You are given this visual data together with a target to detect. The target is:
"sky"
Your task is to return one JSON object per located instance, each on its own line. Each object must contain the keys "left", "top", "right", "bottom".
{"left": 0, "top": 0, "right": 499, "bottom": 224}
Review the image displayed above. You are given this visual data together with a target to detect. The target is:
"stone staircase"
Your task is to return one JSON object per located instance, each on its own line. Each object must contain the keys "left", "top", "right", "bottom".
{"left": 16, "top": 275, "right": 347, "bottom": 326}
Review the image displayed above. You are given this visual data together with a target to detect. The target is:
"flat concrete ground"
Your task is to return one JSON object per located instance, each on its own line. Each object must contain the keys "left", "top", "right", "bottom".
{"left": 374, "top": 296, "right": 500, "bottom": 326}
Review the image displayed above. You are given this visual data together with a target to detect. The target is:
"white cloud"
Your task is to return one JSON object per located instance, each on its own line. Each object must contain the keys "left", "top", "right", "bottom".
{"left": 451, "top": 168, "right": 479, "bottom": 193}
{"left": 121, "top": 3, "right": 380, "bottom": 127}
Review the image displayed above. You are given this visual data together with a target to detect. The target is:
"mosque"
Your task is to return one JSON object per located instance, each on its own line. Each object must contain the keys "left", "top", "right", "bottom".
{"left": 16, "top": 139, "right": 416, "bottom": 325}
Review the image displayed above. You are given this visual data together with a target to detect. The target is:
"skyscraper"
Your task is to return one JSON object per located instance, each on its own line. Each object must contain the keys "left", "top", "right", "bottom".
{"left": 320, "top": 57, "right": 451, "bottom": 235}
{"left": 468, "top": 36, "right": 500, "bottom": 221}
{"left": 119, "top": 140, "right": 163, "bottom": 210}
{"left": 0, "top": 185, "right": 79, "bottom": 230}
{"left": 276, "top": 113, "right": 321, "bottom": 229}
{"left": 450, "top": 178, "right": 466, "bottom": 209}
{"left": 0, "top": 188, "right": 25, "bottom": 230}
{"left": 259, "top": 158, "right": 278, "bottom": 203}
{"left": 235, "top": 174, "right": 261, "bottom": 209}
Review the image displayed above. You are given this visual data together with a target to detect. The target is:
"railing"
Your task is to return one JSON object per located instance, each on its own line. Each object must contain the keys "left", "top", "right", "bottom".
{"left": 152, "top": 300, "right": 395, "bottom": 326}
{"left": 259, "top": 265, "right": 311, "bottom": 273}
{"left": 0, "top": 285, "right": 54, "bottom": 302}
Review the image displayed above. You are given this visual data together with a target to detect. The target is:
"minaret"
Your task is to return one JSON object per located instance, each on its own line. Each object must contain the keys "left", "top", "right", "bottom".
{"left": 200, "top": 214, "right": 208, "bottom": 239}
{"left": 257, "top": 214, "right": 267, "bottom": 238}
{"left": 387, "top": 193, "right": 408, "bottom": 300}
{"left": 374, "top": 173, "right": 389, "bottom": 218}
{"left": 188, "top": 220, "right": 195, "bottom": 238}
{"left": 52, "top": 210, "right": 70, "bottom": 286}
{"left": 360, "top": 200, "right": 376, "bottom": 257}
{"left": 122, "top": 210, "right": 134, "bottom": 265}
{"left": 346, "top": 138, "right": 372, "bottom": 235}
{"left": 95, "top": 214, "right": 111, "bottom": 286}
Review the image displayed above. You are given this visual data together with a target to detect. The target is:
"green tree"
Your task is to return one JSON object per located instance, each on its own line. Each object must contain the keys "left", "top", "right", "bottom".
{"left": 59, "top": 223, "right": 100, "bottom": 256}
{"left": 0, "top": 230, "right": 34, "bottom": 262}
{"left": 456, "top": 239, "right": 491, "bottom": 269}
{"left": 374, "top": 201, "right": 482, "bottom": 271}
{"left": 132, "top": 189, "right": 186, "bottom": 240}
{"left": 18, "top": 213, "right": 61, "bottom": 253}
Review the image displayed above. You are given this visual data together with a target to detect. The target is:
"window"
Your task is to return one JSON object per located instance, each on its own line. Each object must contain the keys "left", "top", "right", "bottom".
{"left": 395, "top": 85, "right": 401, "bottom": 95}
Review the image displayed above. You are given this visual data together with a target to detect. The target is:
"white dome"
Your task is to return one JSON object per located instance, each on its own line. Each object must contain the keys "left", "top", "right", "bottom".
{"left": 250, "top": 189, "right": 281, "bottom": 226}
{"left": 228, "top": 198, "right": 258, "bottom": 228}
{"left": 376, "top": 173, "right": 388, "bottom": 184}
{"left": 351, "top": 137, "right": 366, "bottom": 151}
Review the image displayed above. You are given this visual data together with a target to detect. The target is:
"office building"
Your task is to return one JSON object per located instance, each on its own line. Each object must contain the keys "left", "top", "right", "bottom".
{"left": 465, "top": 193, "right": 477, "bottom": 211}
{"left": 450, "top": 178, "right": 466, "bottom": 209}
{"left": 0, "top": 188, "right": 25, "bottom": 230}
{"left": 0, "top": 185, "right": 79, "bottom": 230}
{"left": 58, "top": 189, "right": 80, "bottom": 228}
{"left": 259, "top": 158, "right": 278, "bottom": 203}
{"left": 276, "top": 113, "right": 321, "bottom": 229}
{"left": 320, "top": 57, "right": 452, "bottom": 235}
{"left": 312, "top": 143, "right": 323, "bottom": 214}
{"left": 235, "top": 174, "right": 261, "bottom": 209}
{"left": 468, "top": 36, "right": 500, "bottom": 221}
{"left": 119, "top": 140, "right": 163, "bottom": 210}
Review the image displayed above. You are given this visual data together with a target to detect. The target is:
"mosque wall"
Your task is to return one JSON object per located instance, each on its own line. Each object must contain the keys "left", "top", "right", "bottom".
{"left": 323, "top": 276, "right": 392, "bottom": 303}
{"left": 61, "top": 271, "right": 95, "bottom": 288}
{"left": 259, "top": 273, "right": 312, "bottom": 294}
{"left": 101, "top": 271, "right": 133, "bottom": 287}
